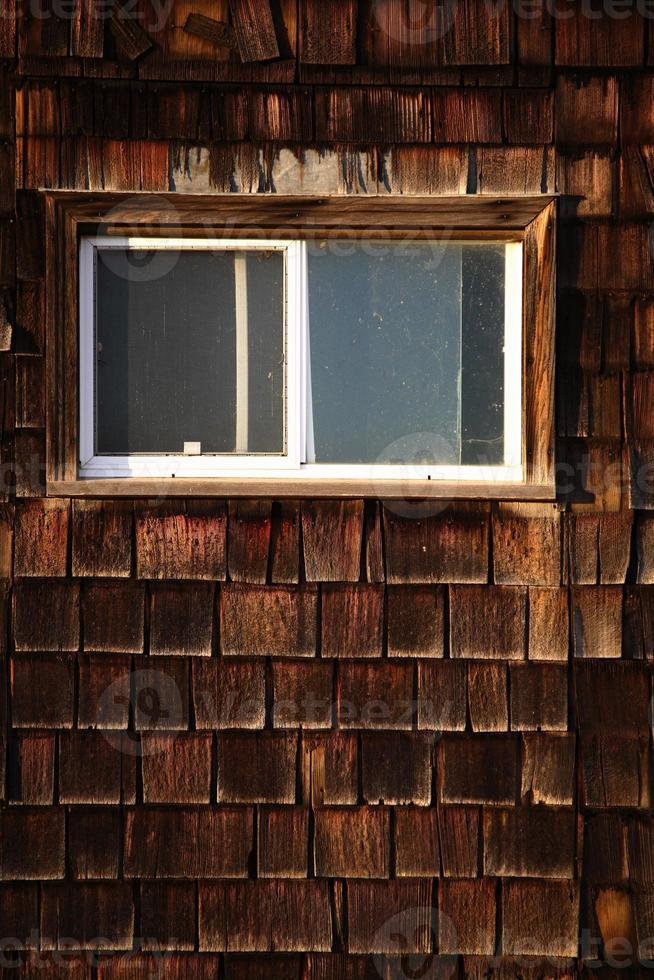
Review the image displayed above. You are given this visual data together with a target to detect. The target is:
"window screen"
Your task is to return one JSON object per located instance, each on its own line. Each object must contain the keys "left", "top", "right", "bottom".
{"left": 94, "top": 248, "right": 285, "bottom": 455}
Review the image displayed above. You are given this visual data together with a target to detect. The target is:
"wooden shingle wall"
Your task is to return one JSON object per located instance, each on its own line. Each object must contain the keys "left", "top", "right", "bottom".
{"left": 1, "top": 0, "right": 654, "bottom": 975}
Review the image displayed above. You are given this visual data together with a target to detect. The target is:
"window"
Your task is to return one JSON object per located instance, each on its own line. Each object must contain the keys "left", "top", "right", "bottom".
{"left": 47, "top": 194, "right": 555, "bottom": 497}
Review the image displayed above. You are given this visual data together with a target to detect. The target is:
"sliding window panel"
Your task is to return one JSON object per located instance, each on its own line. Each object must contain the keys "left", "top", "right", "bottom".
{"left": 307, "top": 241, "right": 462, "bottom": 466}
{"left": 94, "top": 248, "right": 285, "bottom": 456}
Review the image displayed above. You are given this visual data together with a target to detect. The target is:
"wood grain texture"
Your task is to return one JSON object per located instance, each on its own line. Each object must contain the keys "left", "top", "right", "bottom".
{"left": 229, "top": 0, "right": 279, "bottom": 61}
{"left": 493, "top": 503, "right": 561, "bottom": 586}
{"left": 521, "top": 733, "right": 575, "bottom": 805}
{"left": 387, "top": 586, "right": 444, "bottom": 658}
{"left": 314, "top": 806, "right": 390, "bottom": 878}
{"left": 528, "top": 587, "right": 569, "bottom": 660}
{"left": 299, "top": 0, "right": 356, "bottom": 65}
{"left": 450, "top": 586, "right": 526, "bottom": 660}
{"left": 301, "top": 500, "right": 363, "bottom": 582}
{"left": 71, "top": 500, "right": 133, "bottom": 577}
{"left": 384, "top": 504, "right": 489, "bottom": 584}
{"left": 221, "top": 583, "right": 317, "bottom": 657}
{"left": 502, "top": 880, "right": 580, "bottom": 957}
{"left": 467, "top": 663, "right": 508, "bottom": 732}
{"left": 227, "top": 500, "right": 271, "bottom": 584}
{"left": 14, "top": 498, "right": 68, "bottom": 576}
{"left": 439, "top": 880, "right": 496, "bottom": 955}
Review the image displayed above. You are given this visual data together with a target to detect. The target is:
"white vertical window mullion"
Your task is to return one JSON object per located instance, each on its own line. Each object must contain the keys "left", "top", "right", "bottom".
{"left": 285, "top": 240, "right": 303, "bottom": 469}
{"left": 79, "top": 238, "right": 97, "bottom": 468}
{"left": 234, "top": 252, "right": 249, "bottom": 454}
{"left": 503, "top": 241, "right": 523, "bottom": 468}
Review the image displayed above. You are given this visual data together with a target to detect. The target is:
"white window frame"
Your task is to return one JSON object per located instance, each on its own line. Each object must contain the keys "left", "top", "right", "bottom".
{"left": 79, "top": 235, "right": 523, "bottom": 483}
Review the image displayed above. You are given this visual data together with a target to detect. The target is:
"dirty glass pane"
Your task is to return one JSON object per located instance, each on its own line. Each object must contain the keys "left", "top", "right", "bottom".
{"left": 308, "top": 242, "right": 456, "bottom": 465}
{"left": 95, "top": 248, "right": 284, "bottom": 455}
{"left": 461, "top": 245, "right": 506, "bottom": 466}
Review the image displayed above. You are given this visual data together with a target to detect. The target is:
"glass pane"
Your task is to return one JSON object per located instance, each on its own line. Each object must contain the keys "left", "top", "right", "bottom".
{"left": 307, "top": 241, "right": 457, "bottom": 465}
{"left": 461, "top": 245, "right": 506, "bottom": 466}
{"left": 307, "top": 240, "right": 507, "bottom": 467}
{"left": 94, "top": 248, "right": 285, "bottom": 455}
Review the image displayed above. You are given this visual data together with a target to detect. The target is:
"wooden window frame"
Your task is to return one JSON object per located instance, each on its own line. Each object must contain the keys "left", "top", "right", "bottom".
{"left": 45, "top": 192, "right": 556, "bottom": 500}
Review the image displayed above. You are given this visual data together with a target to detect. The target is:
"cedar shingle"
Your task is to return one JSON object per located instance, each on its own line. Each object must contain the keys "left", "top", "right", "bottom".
{"left": 82, "top": 581, "right": 144, "bottom": 654}
{"left": 417, "top": 660, "right": 467, "bottom": 731}
{"left": 301, "top": 501, "right": 363, "bottom": 582}
{"left": 484, "top": 807, "right": 576, "bottom": 878}
{"left": 150, "top": 582, "right": 214, "bottom": 656}
{"left": 227, "top": 500, "right": 271, "bottom": 584}
{"left": 68, "top": 809, "right": 121, "bottom": 880}
{"left": 521, "top": 734, "right": 576, "bottom": 806}
{"left": 13, "top": 579, "right": 80, "bottom": 652}
{"left": 0, "top": 885, "right": 38, "bottom": 949}
{"left": 271, "top": 501, "right": 300, "bottom": 584}
{"left": 338, "top": 661, "right": 414, "bottom": 729}
{"left": 77, "top": 655, "right": 131, "bottom": 730}
{"left": 222, "top": 584, "right": 317, "bottom": 657}
{"left": 555, "top": 74, "right": 618, "bottom": 145}
{"left": 314, "top": 806, "right": 390, "bottom": 878}
{"left": 15, "top": 354, "right": 44, "bottom": 428}
{"left": 387, "top": 586, "right": 444, "bottom": 658}
{"left": 555, "top": 10, "right": 644, "bottom": 66}
{"left": 217, "top": 733, "right": 297, "bottom": 803}
{"left": 623, "top": 586, "right": 654, "bottom": 658}
{"left": 199, "top": 881, "right": 331, "bottom": 952}
{"left": 272, "top": 660, "right": 333, "bottom": 729}
{"left": 574, "top": 661, "right": 649, "bottom": 737}
{"left": 315, "top": 88, "right": 432, "bottom": 143}
{"left": 135, "top": 502, "right": 227, "bottom": 580}
{"left": 395, "top": 807, "right": 440, "bottom": 877}
{"left": 193, "top": 659, "right": 266, "bottom": 729}
{"left": 439, "top": 880, "right": 496, "bottom": 956}
{"left": 361, "top": 732, "right": 433, "bottom": 805}
{"left": 441, "top": 0, "right": 510, "bottom": 65}
{"left": 628, "top": 818, "right": 654, "bottom": 884}
{"left": 384, "top": 504, "right": 489, "bottom": 584}
{"left": 432, "top": 89, "right": 503, "bottom": 143}
{"left": 501, "top": 880, "right": 580, "bottom": 957}
{"left": 59, "top": 731, "right": 135, "bottom": 805}
{"left": 503, "top": 89, "right": 553, "bottom": 144}
{"left": 140, "top": 882, "right": 196, "bottom": 951}
{"left": 141, "top": 733, "right": 212, "bottom": 804}
{"left": 637, "top": 514, "right": 654, "bottom": 584}
{"left": 249, "top": 89, "right": 313, "bottom": 141}
{"left": 299, "top": 0, "right": 356, "bottom": 65}
{"left": 0, "top": 809, "right": 65, "bottom": 879}
{"left": 571, "top": 586, "right": 622, "bottom": 658}
{"left": 580, "top": 735, "right": 650, "bottom": 809}
{"left": 492, "top": 504, "right": 561, "bottom": 587}
{"left": 258, "top": 806, "right": 309, "bottom": 878}
{"left": 586, "top": 813, "right": 628, "bottom": 885}
{"left": 346, "top": 880, "right": 432, "bottom": 955}
{"left": 14, "top": 499, "right": 68, "bottom": 577}
{"left": 440, "top": 735, "right": 518, "bottom": 805}
{"left": 10, "top": 733, "right": 54, "bottom": 805}
{"left": 229, "top": 0, "right": 279, "bottom": 61}
{"left": 124, "top": 807, "right": 253, "bottom": 879}
{"left": 321, "top": 585, "right": 383, "bottom": 658}
{"left": 132, "top": 657, "right": 189, "bottom": 731}
{"left": 438, "top": 806, "right": 480, "bottom": 877}
{"left": 40, "top": 883, "right": 134, "bottom": 951}
{"left": 468, "top": 663, "right": 508, "bottom": 732}
{"left": 10, "top": 655, "right": 74, "bottom": 729}
{"left": 509, "top": 663, "right": 568, "bottom": 732}
{"left": 450, "top": 586, "right": 526, "bottom": 660}
{"left": 300, "top": 733, "right": 358, "bottom": 805}
{"left": 622, "top": 75, "right": 654, "bottom": 143}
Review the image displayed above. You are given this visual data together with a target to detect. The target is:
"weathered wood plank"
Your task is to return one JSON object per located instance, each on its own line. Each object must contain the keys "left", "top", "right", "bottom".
{"left": 229, "top": 0, "right": 279, "bottom": 61}
{"left": 299, "top": 0, "right": 356, "bottom": 65}
{"left": 301, "top": 500, "right": 363, "bottom": 582}
{"left": 228, "top": 500, "right": 271, "bottom": 584}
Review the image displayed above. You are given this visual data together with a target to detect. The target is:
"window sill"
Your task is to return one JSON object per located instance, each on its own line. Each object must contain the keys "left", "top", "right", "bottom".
{"left": 46, "top": 478, "right": 556, "bottom": 500}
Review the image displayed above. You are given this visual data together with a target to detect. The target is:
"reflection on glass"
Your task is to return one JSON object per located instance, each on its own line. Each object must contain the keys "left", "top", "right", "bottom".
{"left": 95, "top": 249, "right": 284, "bottom": 455}
{"left": 307, "top": 240, "right": 506, "bottom": 466}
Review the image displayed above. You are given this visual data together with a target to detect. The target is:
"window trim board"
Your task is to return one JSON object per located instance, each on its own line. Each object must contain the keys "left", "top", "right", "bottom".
{"left": 45, "top": 193, "right": 556, "bottom": 499}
